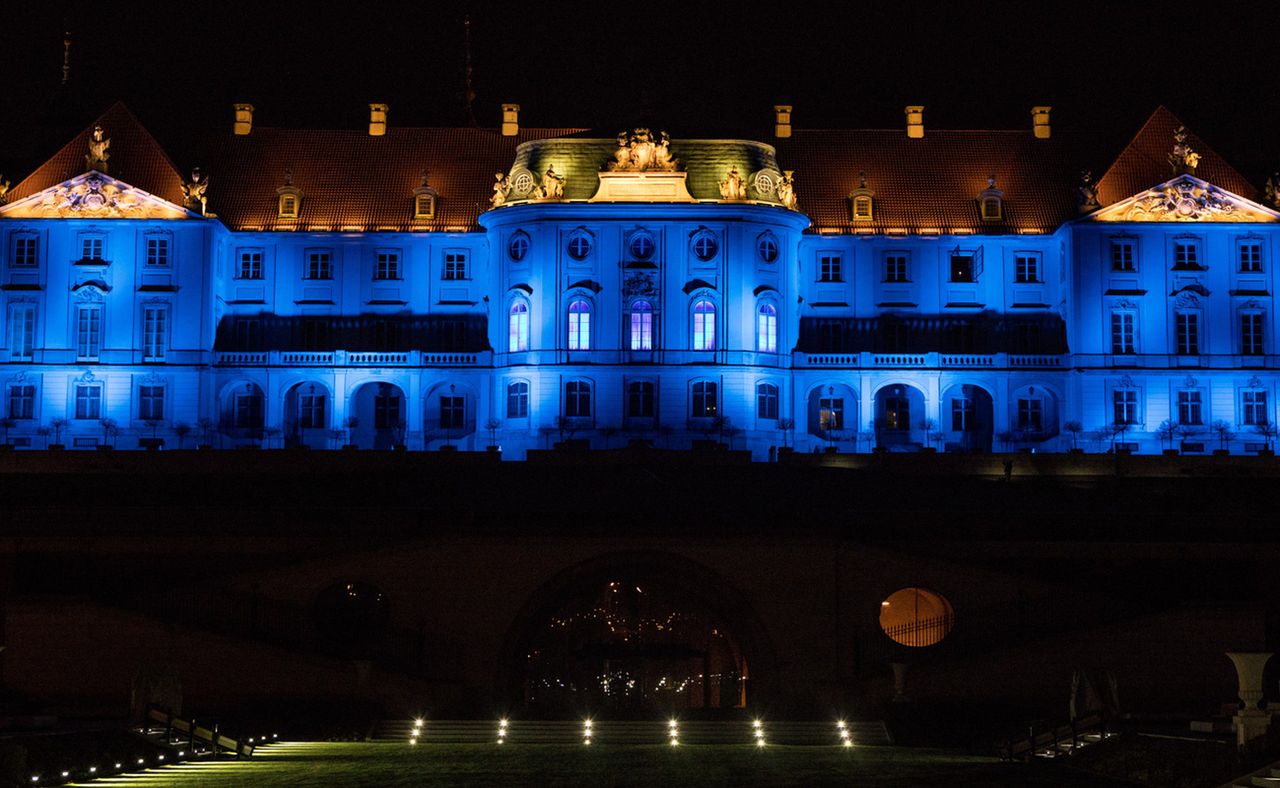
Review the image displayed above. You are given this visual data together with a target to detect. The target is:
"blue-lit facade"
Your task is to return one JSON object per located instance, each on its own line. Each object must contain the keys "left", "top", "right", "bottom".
{"left": 2, "top": 105, "right": 1278, "bottom": 457}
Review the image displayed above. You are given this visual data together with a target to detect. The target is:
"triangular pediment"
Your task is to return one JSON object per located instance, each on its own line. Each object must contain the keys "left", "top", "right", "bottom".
{"left": 1087, "top": 175, "right": 1279, "bottom": 224}
{"left": 0, "top": 171, "right": 195, "bottom": 220}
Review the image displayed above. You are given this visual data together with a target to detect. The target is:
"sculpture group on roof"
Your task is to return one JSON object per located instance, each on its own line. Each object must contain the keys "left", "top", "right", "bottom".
{"left": 608, "top": 129, "right": 679, "bottom": 173}
{"left": 85, "top": 125, "right": 110, "bottom": 172}
{"left": 1169, "top": 126, "right": 1201, "bottom": 175}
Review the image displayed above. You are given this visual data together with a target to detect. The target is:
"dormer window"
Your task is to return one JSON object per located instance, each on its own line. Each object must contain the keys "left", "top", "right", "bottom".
{"left": 276, "top": 171, "right": 301, "bottom": 220}
{"left": 978, "top": 175, "right": 1003, "bottom": 222}
{"left": 278, "top": 192, "right": 299, "bottom": 219}
{"left": 853, "top": 195, "right": 873, "bottom": 220}
{"left": 413, "top": 172, "right": 438, "bottom": 220}
{"left": 849, "top": 172, "right": 875, "bottom": 221}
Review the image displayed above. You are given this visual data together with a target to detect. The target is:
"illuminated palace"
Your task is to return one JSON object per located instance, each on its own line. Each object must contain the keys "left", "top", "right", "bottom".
{"left": 2, "top": 102, "right": 1279, "bottom": 456}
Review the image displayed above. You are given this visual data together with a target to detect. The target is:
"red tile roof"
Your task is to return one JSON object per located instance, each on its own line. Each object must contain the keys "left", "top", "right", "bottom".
{"left": 201, "top": 126, "right": 586, "bottom": 232}
{"left": 4, "top": 102, "right": 188, "bottom": 208}
{"left": 1095, "top": 106, "right": 1256, "bottom": 206}
{"left": 775, "top": 129, "right": 1086, "bottom": 234}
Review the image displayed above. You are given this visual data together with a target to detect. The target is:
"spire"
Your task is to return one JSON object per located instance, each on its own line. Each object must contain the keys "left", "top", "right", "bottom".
{"left": 462, "top": 15, "right": 477, "bottom": 127}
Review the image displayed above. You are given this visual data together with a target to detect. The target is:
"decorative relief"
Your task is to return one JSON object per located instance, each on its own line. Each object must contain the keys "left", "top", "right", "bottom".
{"left": 608, "top": 129, "right": 679, "bottom": 172}
{"left": 76, "top": 369, "right": 97, "bottom": 384}
{"left": 490, "top": 173, "right": 510, "bottom": 208}
{"left": 1174, "top": 292, "right": 1201, "bottom": 309}
{"left": 540, "top": 166, "right": 566, "bottom": 200}
{"left": 0, "top": 174, "right": 9, "bottom": 204}
{"left": 0, "top": 172, "right": 190, "bottom": 219}
{"left": 752, "top": 169, "right": 778, "bottom": 196}
{"left": 719, "top": 166, "right": 747, "bottom": 201}
{"left": 622, "top": 271, "right": 659, "bottom": 299}
{"left": 1248, "top": 375, "right": 1264, "bottom": 390}
{"left": 1183, "top": 375, "right": 1199, "bottom": 389}
{"left": 1118, "top": 374, "right": 1135, "bottom": 389}
{"left": 1092, "top": 175, "right": 1278, "bottom": 223}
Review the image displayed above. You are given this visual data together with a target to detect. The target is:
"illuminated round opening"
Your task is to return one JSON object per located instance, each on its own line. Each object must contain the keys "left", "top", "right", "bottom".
{"left": 878, "top": 587, "right": 954, "bottom": 647}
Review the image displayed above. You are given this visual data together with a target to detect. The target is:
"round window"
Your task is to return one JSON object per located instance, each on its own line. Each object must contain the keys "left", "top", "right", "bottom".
{"left": 754, "top": 171, "right": 777, "bottom": 195}
{"left": 629, "top": 232, "right": 655, "bottom": 260}
{"left": 757, "top": 234, "right": 778, "bottom": 263}
{"left": 567, "top": 233, "right": 592, "bottom": 260}
{"left": 509, "top": 234, "right": 529, "bottom": 261}
{"left": 692, "top": 233, "right": 718, "bottom": 261}
{"left": 511, "top": 170, "right": 535, "bottom": 195}
{"left": 878, "top": 587, "right": 954, "bottom": 647}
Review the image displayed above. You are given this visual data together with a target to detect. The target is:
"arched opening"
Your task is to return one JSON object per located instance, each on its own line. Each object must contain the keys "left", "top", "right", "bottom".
{"left": 218, "top": 380, "right": 265, "bottom": 447}
{"left": 879, "top": 587, "right": 955, "bottom": 647}
{"left": 503, "top": 553, "right": 773, "bottom": 718}
{"left": 349, "top": 382, "right": 406, "bottom": 449}
{"left": 943, "top": 384, "right": 993, "bottom": 452}
{"left": 875, "top": 384, "right": 926, "bottom": 450}
{"left": 1006, "top": 384, "right": 1061, "bottom": 450}
{"left": 806, "top": 384, "right": 858, "bottom": 446}
{"left": 283, "top": 381, "right": 330, "bottom": 449}
{"left": 425, "top": 383, "right": 475, "bottom": 448}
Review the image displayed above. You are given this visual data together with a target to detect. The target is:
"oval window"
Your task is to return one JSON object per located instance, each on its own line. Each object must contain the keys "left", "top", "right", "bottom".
{"left": 758, "top": 234, "right": 778, "bottom": 263}
{"left": 567, "top": 233, "right": 592, "bottom": 261}
{"left": 692, "top": 232, "right": 718, "bottom": 261}
{"left": 878, "top": 587, "right": 954, "bottom": 647}
{"left": 629, "top": 232, "right": 655, "bottom": 260}
{"left": 509, "top": 234, "right": 529, "bottom": 261}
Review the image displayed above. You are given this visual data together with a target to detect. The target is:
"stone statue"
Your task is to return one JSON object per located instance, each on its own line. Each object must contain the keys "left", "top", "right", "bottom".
{"left": 85, "top": 125, "right": 110, "bottom": 172}
{"left": 0, "top": 174, "right": 9, "bottom": 204}
{"left": 491, "top": 172, "right": 510, "bottom": 208}
{"left": 1077, "top": 170, "right": 1099, "bottom": 212}
{"left": 1265, "top": 173, "right": 1280, "bottom": 209}
{"left": 653, "top": 131, "right": 675, "bottom": 170}
{"left": 608, "top": 128, "right": 680, "bottom": 172}
{"left": 719, "top": 166, "right": 747, "bottom": 200}
{"left": 181, "top": 167, "right": 209, "bottom": 215}
{"left": 776, "top": 170, "right": 797, "bottom": 210}
{"left": 1168, "top": 126, "right": 1201, "bottom": 175}
{"left": 541, "top": 166, "right": 565, "bottom": 199}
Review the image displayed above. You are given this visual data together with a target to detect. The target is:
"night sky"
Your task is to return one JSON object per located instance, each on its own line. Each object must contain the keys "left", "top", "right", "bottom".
{"left": 1, "top": 1, "right": 1278, "bottom": 181}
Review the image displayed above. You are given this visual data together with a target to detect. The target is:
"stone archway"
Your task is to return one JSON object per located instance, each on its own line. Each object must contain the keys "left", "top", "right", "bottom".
{"left": 942, "top": 383, "right": 994, "bottom": 452}
{"left": 498, "top": 551, "right": 776, "bottom": 718}
{"left": 349, "top": 382, "right": 406, "bottom": 449}
{"left": 874, "top": 383, "right": 926, "bottom": 449}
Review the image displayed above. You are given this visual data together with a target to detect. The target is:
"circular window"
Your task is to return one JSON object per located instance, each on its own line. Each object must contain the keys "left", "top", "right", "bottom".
{"left": 757, "top": 233, "right": 779, "bottom": 263}
{"left": 567, "top": 232, "right": 592, "bottom": 260}
{"left": 753, "top": 171, "right": 777, "bottom": 195}
{"left": 878, "top": 587, "right": 954, "bottom": 647}
{"left": 629, "top": 232, "right": 655, "bottom": 260}
{"left": 511, "top": 170, "right": 535, "bottom": 195}
{"left": 692, "top": 232, "right": 718, "bottom": 261}
{"left": 509, "top": 234, "right": 529, "bottom": 261}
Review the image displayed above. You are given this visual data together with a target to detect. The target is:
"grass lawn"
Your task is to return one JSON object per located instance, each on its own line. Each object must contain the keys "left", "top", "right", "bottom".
{"left": 67, "top": 741, "right": 1130, "bottom": 787}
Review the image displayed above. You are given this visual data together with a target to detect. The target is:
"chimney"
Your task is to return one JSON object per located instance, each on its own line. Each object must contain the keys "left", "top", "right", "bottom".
{"left": 905, "top": 105, "right": 924, "bottom": 139}
{"left": 501, "top": 103, "right": 520, "bottom": 136}
{"left": 1031, "top": 106, "right": 1051, "bottom": 139}
{"left": 774, "top": 105, "right": 793, "bottom": 138}
{"left": 369, "top": 103, "right": 389, "bottom": 136}
{"left": 233, "top": 103, "right": 255, "bottom": 136}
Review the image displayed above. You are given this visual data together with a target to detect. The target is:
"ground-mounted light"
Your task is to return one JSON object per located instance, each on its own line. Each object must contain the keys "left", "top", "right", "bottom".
{"left": 668, "top": 718, "right": 679, "bottom": 746}
{"left": 137, "top": 758, "right": 145, "bottom": 765}
{"left": 60, "top": 772, "right": 68, "bottom": 779}
{"left": 497, "top": 718, "right": 509, "bottom": 744}
{"left": 114, "top": 763, "right": 122, "bottom": 770}
{"left": 88, "top": 767, "right": 97, "bottom": 774}
{"left": 29, "top": 776, "right": 38, "bottom": 783}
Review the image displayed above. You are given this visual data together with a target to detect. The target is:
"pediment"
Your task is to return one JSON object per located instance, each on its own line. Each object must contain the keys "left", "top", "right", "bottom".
{"left": 0, "top": 171, "right": 195, "bottom": 220}
{"left": 1088, "top": 174, "right": 1279, "bottom": 223}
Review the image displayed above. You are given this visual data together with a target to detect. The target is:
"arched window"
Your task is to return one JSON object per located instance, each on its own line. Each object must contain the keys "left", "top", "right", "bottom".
{"left": 568, "top": 299, "right": 592, "bottom": 350}
{"left": 565, "top": 380, "right": 592, "bottom": 419}
{"left": 757, "top": 383, "right": 779, "bottom": 420}
{"left": 879, "top": 587, "right": 955, "bottom": 647}
{"left": 757, "top": 303, "right": 777, "bottom": 353}
{"left": 508, "top": 301, "right": 529, "bottom": 352}
{"left": 507, "top": 381, "right": 529, "bottom": 418}
{"left": 627, "top": 380, "right": 656, "bottom": 418}
{"left": 691, "top": 380, "right": 718, "bottom": 418}
{"left": 630, "top": 300, "right": 654, "bottom": 351}
{"left": 692, "top": 299, "right": 716, "bottom": 351}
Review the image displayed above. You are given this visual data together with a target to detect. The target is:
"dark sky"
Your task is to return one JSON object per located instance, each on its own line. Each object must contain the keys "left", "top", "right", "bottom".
{"left": 2, "top": 0, "right": 1278, "bottom": 181}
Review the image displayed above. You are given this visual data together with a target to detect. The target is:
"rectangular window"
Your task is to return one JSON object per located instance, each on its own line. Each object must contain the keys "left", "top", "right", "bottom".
{"left": 1111, "top": 312, "right": 1135, "bottom": 354}
{"left": 143, "top": 305, "right": 167, "bottom": 361}
{"left": 951, "top": 397, "right": 974, "bottom": 432}
{"left": 1017, "top": 398, "right": 1043, "bottom": 432}
{"left": 1014, "top": 254, "right": 1040, "bottom": 283}
{"left": 81, "top": 237, "right": 104, "bottom": 261}
{"left": 507, "top": 383, "right": 529, "bottom": 419}
{"left": 235, "top": 393, "right": 263, "bottom": 428}
{"left": 76, "top": 305, "right": 102, "bottom": 360}
{"left": 1242, "top": 313, "right": 1265, "bottom": 356}
{"left": 11, "top": 236, "right": 38, "bottom": 267}
{"left": 237, "top": 250, "right": 263, "bottom": 279}
{"left": 1177, "top": 389, "right": 1203, "bottom": 425}
{"left": 375, "top": 251, "right": 400, "bottom": 280}
{"left": 138, "top": 385, "right": 165, "bottom": 421}
{"left": 236, "top": 318, "right": 261, "bottom": 351}
{"left": 950, "top": 254, "right": 975, "bottom": 283}
{"left": 443, "top": 250, "right": 468, "bottom": 280}
{"left": 757, "top": 384, "right": 778, "bottom": 420}
{"left": 1243, "top": 390, "right": 1268, "bottom": 426}
{"left": 305, "top": 251, "right": 332, "bottom": 280}
{"left": 691, "top": 382, "right": 718, "bottom": 418}
{"left": 8, "top": 303, "right": 35, "bottom": 360}
{"left": 1113, "top": 389, "right": 1138, "bottom": 425}
{"left": 7, "top": 384, "right": 34, "bottom": 420}
{"left": 146, "top": 237, "right": 170, "bottom": 266}
{"left": 74, "top": 384, "right": 101, "bottom": 420}
{"left": 1111, "top": 240, "right": 1135, "bottom": 272}
{"left": 1174, "top": 241, "right": 1199, "bottom": 269}
{"left": 818, "top": 255, "right": 842, "bottom": 283}
{"left": 819, "top": 397, "right": 843, "bottom": 431}
{"left": 439, "top": 395, "right": 465, "bottom": 428}
{"left": 628, "top": 381, "right": 655, "bottom": 419}
{"left": 374, "top": 393, "right": 402, "bottom": 428}
{"left": 1241, "top": 242, "right": 1263, "bottom": 273}
{"left": 565, "top": 381, "right": 592, "bottom": 419}
{"left": 1175, "top": 312, "right": 1200, "bottom": 355}
{"left": 884, "top": 254, "right": 908, "bottom": 283}
{"left": 630, "top": 308, "right": 653, "bottom": 351}
{"left": 299, "top": 393, "right": 326, "bottom": 429}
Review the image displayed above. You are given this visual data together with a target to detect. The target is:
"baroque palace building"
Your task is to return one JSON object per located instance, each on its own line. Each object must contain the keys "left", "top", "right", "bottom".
{"left": 1, "top": 101, "right": 1279, "bottom": 457}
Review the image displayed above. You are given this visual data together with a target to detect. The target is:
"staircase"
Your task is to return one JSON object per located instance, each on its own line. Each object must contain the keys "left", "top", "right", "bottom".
{"left": 371, "top": 718, "right": 892, "bottom": 746}
{"left": 1223, "top": 761, "right": 1280, "bottom": 787}
{"left": 997, "top": 711, "right": 1112, "bottom": 760}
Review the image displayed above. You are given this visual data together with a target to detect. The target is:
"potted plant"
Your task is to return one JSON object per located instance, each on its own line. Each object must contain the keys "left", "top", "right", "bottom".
{"left": 48, "top": 418, "right": 68, "bottom": 450}
{"left": 1210, "top": 419, "right": 1234, "bottom": 455}
{"left": 918, "top": 418, "right": 939, "bottom": 453}
{"left": 1155, "top": 419, "right": 1180, "bottom": 456}
{"left": 1109, "top": 421, "right": 1133, "bottom": 454}
{"left": 173, "top": 421, "right": 191, "bottom": 449}
{"left": 0, "top": 416, "right": 14, "bottom": 451}
{"left": 776, "top": 417, "right": 795, "bottom": 458}
{"left": 144, "top": 419, "right": 163, "bottom": 449}
{"left": 484, "top": 418, "right": 502, "bottom": 452}
{"left": 1063, "top": 420, "right": 1085, "bottom": 454}
{"left": 196, "top": 417, "right": 215, "bottom": 450}
{"left": 343, "top": 416, "right": 360, "bottom": 449}
{"left": 36, "top": 425, "right": 50, "bottom": 449}
{"left": 97, "top": 418, "right": 118, "bottom": 451}
{"left": 1253, "top": 421, "right": 1277, "bottom": 456}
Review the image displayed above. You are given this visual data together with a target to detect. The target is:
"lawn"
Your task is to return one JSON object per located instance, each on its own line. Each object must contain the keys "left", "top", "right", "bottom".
{"left": 67, "top": 741, "right": 1129, "bottom": 787}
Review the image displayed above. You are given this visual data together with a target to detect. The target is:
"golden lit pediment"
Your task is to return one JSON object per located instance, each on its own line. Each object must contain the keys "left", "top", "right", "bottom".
{"left": 0, "top": 171, "right": 193, "bottom": 220}
{"left": 1089, "top": 175, "right": 1278, "bottom": 223}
